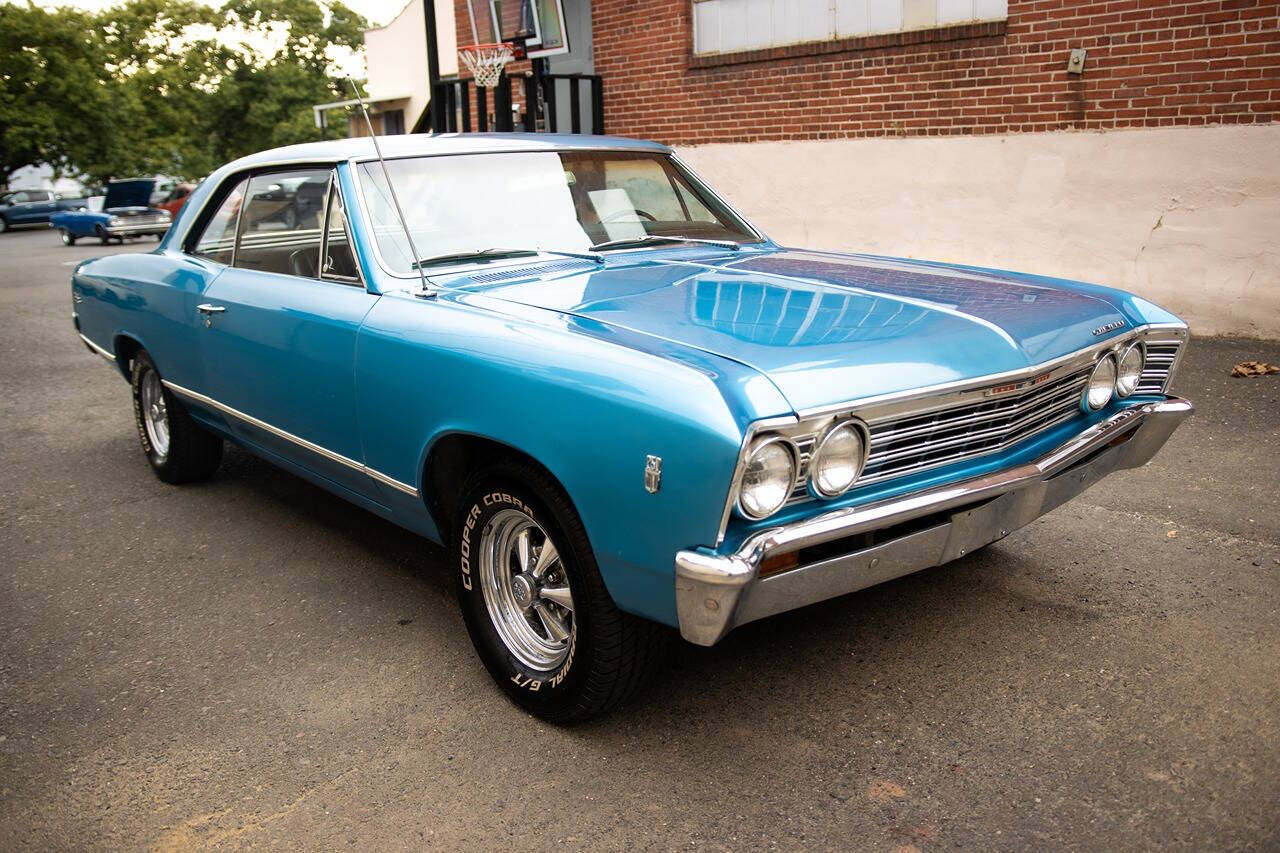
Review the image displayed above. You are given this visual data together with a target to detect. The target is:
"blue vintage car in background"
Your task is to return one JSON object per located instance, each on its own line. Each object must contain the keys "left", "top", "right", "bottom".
{"left": 51, "top": 178, "right": 171, "bottom": 245}
{"left": 70, "top": 135, "right": 1192, "bottom": 722}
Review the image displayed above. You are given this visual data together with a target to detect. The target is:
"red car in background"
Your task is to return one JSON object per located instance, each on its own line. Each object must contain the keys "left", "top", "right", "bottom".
{"left": 156, "top": 183, "right": 197, "bottom": 217}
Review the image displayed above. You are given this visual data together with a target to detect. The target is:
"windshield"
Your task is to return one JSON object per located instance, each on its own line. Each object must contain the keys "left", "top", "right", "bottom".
{"left": 356, "top": 151, "right": 759, "bottom": 274}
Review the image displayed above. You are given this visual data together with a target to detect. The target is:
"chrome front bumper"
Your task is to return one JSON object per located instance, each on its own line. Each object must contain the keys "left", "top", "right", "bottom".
{"left": 106, "top": 221, "right": 168, "bottom": 236}
{"left": 674, "top": 396, "right": 1193, "bottom": 646}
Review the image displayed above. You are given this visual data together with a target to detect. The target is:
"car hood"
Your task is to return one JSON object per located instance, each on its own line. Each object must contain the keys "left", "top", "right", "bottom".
{"left": 103, "top": 180, "right": 155, "bottom": 210}
{"left": 453, "top": 248, "right": 1133, "bottom": 412}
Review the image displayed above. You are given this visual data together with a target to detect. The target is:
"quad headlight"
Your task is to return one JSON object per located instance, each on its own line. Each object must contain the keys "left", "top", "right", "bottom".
{"left": 737, "top": 436, "right": 797, "bottom": 520}
{"left": 108, "top": 216, "right": 122, "bottom": 226}
{"left": 1083, "top": 354, "right": 1117, "bottom": 411}
{"left": 809, "top": 420, "right": 867, "bottom": 498}
{"left": 1115, "top": 341, "right": 1145, "bottom": 398}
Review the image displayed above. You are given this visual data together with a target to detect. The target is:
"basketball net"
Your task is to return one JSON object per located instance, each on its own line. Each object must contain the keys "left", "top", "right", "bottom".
{"left": 459, "top": 43, "right": 515, "bottom": 89}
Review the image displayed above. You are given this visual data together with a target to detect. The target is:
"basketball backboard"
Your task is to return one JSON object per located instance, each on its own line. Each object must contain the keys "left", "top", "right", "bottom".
{"left": 461, "top": 0, "right": 569, "bottom": 58}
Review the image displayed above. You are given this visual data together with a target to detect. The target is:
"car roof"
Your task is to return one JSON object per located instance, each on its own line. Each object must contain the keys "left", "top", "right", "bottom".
{"left": 225, "top": 133, "right": 671, "bottom": 172}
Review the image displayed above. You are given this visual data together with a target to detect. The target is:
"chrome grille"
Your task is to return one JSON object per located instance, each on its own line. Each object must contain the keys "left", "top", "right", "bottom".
{"left": 1135, "top": 341, "right": 1181, "bottom": 395}
{"left": 859, "top": 367, "right": 1091, "bottom": 486}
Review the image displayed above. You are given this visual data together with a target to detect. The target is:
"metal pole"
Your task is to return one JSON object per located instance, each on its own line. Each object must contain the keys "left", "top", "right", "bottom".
{"left": 423, "top": 0, "right": 442, "bottom": 131}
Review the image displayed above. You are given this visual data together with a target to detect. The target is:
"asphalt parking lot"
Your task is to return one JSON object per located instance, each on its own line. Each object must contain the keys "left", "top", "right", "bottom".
{"left": 1, "top": 225, "right": 1277, "bottom": 849}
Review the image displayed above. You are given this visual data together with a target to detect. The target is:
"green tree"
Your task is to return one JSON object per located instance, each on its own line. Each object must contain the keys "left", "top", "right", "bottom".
{"left": 0, "top": 0, "right": 367, "bottom": 187}
{"left": 0, "top": 4, "right": 115, "bottom": 186}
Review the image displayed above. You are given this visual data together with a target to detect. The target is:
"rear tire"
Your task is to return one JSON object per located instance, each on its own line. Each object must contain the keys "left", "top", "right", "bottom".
{"left": 453, "top": 461, "right": 669, "bottom": 723}
{"left": 129, "top": 350, "right": 222, "bottom": 484}
{"left": 60, "top": 229, "right": 76, "bottom": 246}
{"left": 0, "top": 216, "right": 8, "bottom": 234}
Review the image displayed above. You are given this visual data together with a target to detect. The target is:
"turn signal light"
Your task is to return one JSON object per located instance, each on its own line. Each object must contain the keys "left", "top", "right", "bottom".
{"left": 759, "top": 551, "right": 800, "bottom": 577}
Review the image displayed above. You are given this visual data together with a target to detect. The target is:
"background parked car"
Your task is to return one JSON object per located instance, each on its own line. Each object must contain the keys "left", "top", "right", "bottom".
{"left": 50, "top": 179, "right": 172, "bottom": 245}
{"left": 0, "top": 189, "right": 89, "bottom": 232}
{"left": 156, "top": 182, "right": 198, "bottom": 218}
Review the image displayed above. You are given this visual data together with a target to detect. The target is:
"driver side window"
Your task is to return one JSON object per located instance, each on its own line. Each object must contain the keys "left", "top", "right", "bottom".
{"left": 235, "top": 170, "right": 330, "bottom": 278}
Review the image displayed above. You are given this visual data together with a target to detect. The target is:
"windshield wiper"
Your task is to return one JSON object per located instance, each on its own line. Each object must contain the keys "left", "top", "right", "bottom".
{"left": 589, "top": 234, "right": 742, "bottom": 252}
{"left": 412, "top": 247, "right": 603, "bottom": 269}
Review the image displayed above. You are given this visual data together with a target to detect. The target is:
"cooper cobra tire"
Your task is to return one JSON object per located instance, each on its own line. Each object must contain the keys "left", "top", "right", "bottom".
{"left": 130, "top": 350, "right": 223, "bottom": 484}
{"left": 454, "top": 461, "right": 670, "bottom": 723}
{"left": 60, "top": 229, "right": 76, "bottom": 246}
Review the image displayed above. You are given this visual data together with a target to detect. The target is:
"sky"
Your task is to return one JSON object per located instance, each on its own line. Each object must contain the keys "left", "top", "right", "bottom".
{"left": 29, "top": 0, "right": 412, "bottom": 27}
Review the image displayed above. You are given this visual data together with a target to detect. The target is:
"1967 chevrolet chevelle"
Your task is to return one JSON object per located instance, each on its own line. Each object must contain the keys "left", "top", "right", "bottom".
{"left": 72, "top": 134, "right": 1192, "bottom": 722}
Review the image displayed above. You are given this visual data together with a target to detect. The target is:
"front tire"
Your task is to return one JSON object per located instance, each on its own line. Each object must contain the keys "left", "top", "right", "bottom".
{"left": 0, "top": 216, "right": 8, "bottom": 234}
{"left": 130, "top": 351, "right": 223, "bottom": 484}
{"left": 95, "top": 225, "right": 110, "bottom": 245}
{"left": 454, "top": 461, "right": 669, "bottom": 723}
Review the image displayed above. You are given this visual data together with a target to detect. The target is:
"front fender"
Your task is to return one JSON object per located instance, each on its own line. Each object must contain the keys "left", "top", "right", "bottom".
{"left": 355, "top": 290, "right": 792, "bottom": 626}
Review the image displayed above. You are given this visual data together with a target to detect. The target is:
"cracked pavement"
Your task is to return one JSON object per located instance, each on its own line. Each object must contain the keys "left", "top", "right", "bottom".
{"left": 1, "top": 227, "right": 1278, "bottom": 849}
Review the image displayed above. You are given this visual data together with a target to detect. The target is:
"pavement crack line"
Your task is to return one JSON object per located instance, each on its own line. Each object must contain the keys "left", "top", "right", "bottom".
{"left": 154, "top": 766, "right": 362, "bottom": 849}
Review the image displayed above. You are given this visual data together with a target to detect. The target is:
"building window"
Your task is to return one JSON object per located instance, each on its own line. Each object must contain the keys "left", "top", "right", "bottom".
{"left": 383, "top": 109, "right": 405, "bottom": 135}
{"left": 692, "top": 0, "right": 1007, "bottom": 56}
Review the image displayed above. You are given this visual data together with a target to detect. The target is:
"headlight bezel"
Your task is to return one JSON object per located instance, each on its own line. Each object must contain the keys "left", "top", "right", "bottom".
{"left": 808, "top": 418, "right": 870, "bottom": 499}
{"left": 1082, "top": 353, "right": 1118, "bottom": 412}
{"left": 735, "top": 434, "right": 799, "bottom": 521}
{"left": 1115, "top": 340, "right": 1145, "bottom": 398}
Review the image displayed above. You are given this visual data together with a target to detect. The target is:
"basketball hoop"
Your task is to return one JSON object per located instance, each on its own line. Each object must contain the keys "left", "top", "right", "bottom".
{"left": 459, "top": 43, "right": 516, "bottom": 89}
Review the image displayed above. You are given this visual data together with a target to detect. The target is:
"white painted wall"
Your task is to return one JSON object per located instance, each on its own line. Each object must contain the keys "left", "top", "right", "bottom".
{"left": 678, "top": 125, "right": 1280, "bottom": 339}
{"left": 364, "top": 0, "right": 458, "bottom": 130}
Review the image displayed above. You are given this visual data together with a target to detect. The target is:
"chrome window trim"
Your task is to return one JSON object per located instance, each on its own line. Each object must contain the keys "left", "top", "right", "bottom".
{"left": 348, "top": 149, "right": 769, "bottom": 283}
{"left": 318, "top": 172, "right": 365, "bottom": 288}
{"left": 184, "top": 175, "right": 250, "bottom": 267}
{"left": 714, "top": 323, "right": 1188, "bottom": 545}
{"left": 180, "top": 160, "right": 341, "bottom": 264}
{"left": 316, "top": 171, "right": 335, "bottom": 281}
{"left": 161, "top": 379, "right": 418, "bottom": 498}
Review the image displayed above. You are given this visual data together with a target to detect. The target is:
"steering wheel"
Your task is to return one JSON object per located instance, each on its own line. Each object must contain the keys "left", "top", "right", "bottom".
{"left": 602, "top": 209, "right": 656, "bottom": 223}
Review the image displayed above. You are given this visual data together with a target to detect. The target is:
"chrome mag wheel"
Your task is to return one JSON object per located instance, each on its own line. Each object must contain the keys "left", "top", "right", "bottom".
{"left": 140, "top": 369, "right": 170, "bottom": 459}
{"left": 478, "top": 508, "right": 575, "bottom": 671}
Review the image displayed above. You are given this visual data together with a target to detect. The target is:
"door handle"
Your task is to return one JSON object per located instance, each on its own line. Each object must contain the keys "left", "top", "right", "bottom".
{"left": 196, "top": 304, "right": 226, "bottom": 314}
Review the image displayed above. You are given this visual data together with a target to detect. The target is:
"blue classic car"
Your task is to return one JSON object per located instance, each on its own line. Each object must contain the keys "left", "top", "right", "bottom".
{"left": 51, "top": 178, "right": 172, "bottom": 245}
{"left": 71, "top": 135, "right": 1192, "bottom": 721}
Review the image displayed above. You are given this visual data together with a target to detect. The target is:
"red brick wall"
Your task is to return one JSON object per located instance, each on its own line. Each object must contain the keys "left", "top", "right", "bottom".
{"left": 591, "top": 0, "right": 1280, "bottom": 144}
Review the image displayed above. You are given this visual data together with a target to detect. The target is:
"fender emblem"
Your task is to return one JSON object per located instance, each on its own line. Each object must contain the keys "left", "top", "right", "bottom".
{"left": 1093, "top": 320, "right": 1126, "bottom": 336}
{"left": 644, "top": 455, "right": 662, "bottom": 494}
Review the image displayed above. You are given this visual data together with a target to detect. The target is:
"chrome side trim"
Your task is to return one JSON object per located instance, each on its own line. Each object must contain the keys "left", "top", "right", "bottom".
{"left": 161, "top": 380, "right": 419, "bottom": 497}
{"left": 79, "top": 333, "right": 116, "bottom": 362}
{"left": 678, "top": 395, "right": 1193, "bottom": 646}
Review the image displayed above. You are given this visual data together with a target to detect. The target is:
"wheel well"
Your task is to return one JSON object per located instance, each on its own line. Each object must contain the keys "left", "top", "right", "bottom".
{"left": 112, "top": 334, "right": 142, "bottom": 381}
{"left": 422, "top": 434, "right": 571, "bottom": 543}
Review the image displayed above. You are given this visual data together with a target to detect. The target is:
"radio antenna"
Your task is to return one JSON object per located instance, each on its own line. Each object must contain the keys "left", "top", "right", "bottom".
{"left": 344, "top": 76, "right": 434, "bottom": 298}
